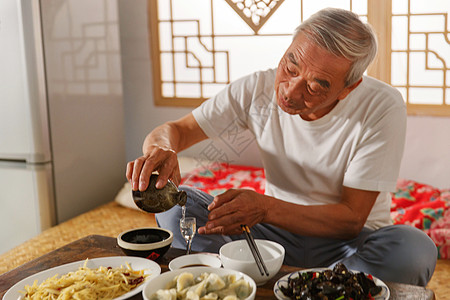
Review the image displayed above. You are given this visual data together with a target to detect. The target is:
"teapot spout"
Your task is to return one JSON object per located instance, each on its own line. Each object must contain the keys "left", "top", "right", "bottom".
{"left": 177, "top": 190, "right": 187, "bottom": 207}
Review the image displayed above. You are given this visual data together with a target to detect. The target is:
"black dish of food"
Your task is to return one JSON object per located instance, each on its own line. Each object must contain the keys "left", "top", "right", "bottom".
{"left": 279, "top": 263, "right": 382, "bottom": 300}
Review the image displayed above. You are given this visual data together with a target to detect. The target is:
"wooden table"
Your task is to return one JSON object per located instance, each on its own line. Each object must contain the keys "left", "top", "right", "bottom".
{"left": 0, "top": 235, "right": 435, "bottom": 299}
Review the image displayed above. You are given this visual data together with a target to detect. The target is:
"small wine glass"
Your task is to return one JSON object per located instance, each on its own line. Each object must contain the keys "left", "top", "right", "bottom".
{"left": 180, "top": 217, "right": 196, "bottom": 254}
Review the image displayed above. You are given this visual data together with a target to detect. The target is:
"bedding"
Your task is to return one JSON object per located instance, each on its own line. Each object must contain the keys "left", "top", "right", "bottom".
{"left": 391, "top": 179, "right": 450, "bottom": 259}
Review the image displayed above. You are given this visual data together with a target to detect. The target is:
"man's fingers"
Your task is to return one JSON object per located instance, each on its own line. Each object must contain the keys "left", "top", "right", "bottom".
{"left": 126, "top": 161, "right": 134, "bottom": 182}
{"left": 153, "top": 159, "right": 179, "bottom": 189}
{"left": 139, "top": 157, "right": 158, "bottom": 191}
{"left": 130, "top": 157, "right": 144, "bottom": 191}
{"left": 170, "top": 167, "right": 182, "bottom": 187}
{"left": 208, "top": 189, "right": 241, "bottom": 210}
{"left": 199, "top": 221, "right": 244, "bottom": 235}
{"left": 131, "top": 156, "right": 156, "bottom": 191}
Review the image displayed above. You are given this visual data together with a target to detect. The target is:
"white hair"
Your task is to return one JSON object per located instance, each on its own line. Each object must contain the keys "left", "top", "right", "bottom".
{"left": 294, "top": 8, "right": 378, "bottom": 86}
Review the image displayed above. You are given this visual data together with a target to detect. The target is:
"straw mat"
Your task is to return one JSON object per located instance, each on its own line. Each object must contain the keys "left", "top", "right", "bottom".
{"left": 0, "top": 201, "right": 156, "bottom": 275}
{"left": 428, "top": 259, "right": 450, "bottom": 300}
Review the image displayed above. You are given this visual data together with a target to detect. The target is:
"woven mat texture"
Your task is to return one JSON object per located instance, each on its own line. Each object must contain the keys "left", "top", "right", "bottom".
{"left": 0, "top": 201, "right": 156, "bottom": 275}
{"left": 0, "top": 201, "right": 448, "bottom": 299}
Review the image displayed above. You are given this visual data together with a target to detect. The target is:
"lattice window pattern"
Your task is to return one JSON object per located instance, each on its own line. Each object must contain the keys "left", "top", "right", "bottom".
{"left": 149, "top": 0, "right": 365, "bottom": 107}
{"left": 390, "top": 0, "right": 449, "bottom": 115}
{"left": 223, "top": 0, "right": 285, "bottom": 33}
{"left": 149, "top": 0, "right": 449, "bottom": 115}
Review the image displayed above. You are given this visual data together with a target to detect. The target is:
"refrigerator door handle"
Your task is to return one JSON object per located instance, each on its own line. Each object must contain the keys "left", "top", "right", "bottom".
{"left": 19, "top": 0, "right": 52, "bottom": 163}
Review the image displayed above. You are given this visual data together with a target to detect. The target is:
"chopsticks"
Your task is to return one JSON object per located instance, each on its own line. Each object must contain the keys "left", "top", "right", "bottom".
{"left": 241, "top": 224, "right": 269, "bottom": 276}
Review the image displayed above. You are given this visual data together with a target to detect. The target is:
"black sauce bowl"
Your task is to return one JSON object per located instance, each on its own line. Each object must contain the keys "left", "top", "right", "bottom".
{"left": 117, "top": 227, "right": 173, "bottom": 260}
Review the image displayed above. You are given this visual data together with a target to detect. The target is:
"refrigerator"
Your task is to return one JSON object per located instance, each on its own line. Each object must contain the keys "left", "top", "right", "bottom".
{"left": 0, "top": 0, "right": 126, "bottom": 254}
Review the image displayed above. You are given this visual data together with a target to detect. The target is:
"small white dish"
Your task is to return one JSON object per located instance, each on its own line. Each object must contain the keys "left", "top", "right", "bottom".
{"left": 168, "top": 253, "right": 222, "bottom": 271}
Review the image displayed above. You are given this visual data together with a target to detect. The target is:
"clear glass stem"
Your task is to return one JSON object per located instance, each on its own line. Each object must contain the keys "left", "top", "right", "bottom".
{"left": 186, "top": 239, "right": 192, "bottom": 255}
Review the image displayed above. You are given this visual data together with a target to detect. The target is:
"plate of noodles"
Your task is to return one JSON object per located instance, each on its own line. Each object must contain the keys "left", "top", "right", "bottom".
{"left": 3, "top": 256, "right": 161, "bottom": 300}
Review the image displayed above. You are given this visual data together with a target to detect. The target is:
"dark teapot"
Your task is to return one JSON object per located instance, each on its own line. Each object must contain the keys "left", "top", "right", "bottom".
{"left": 132, "top": 174, "right": 187, "bottom": 213}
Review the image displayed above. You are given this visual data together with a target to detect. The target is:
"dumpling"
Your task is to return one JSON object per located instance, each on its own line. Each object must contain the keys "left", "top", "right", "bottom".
{"left": 197, "top": 272, "right": 209, "bottom": 282}
{"left": 223, "top": 296, "right": 238, "bottom": 300}
{"left": 176, "top": 272, "right": 195, "bottom": 292}
{"left": 150, "top": 288, "right": 177, "bottom": 300}
{"left": 216, "top": 287, "right": 236, "bottom": 299}
{"left": 222, "top": 274, "right": 237, "bottom": 286}
{"left": 200, "top": 292, "right": 218, "bottom": 300}
{"left": 205, "top": 273, "right": 226, "bottom": 293}
{"left": 229, "top": 279, "right": 252, "bottom": 299}
{"left": 218, "top": 278, "right": 251, "bottom": 299}
{"left": 186, "top": 278, "right": 207, "bottom": 297}
{"left": 185, "top": 290, "right": 200, "bottom": 300}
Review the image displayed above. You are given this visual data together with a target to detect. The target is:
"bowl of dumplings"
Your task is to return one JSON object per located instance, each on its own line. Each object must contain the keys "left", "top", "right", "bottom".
{"left": 142, "top": 266, "right": 256, "bottom": 300}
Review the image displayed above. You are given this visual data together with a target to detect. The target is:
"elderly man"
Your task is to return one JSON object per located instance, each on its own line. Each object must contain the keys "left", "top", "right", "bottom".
{"left": 126, "top": 8, "right": 437, "bottom": 286}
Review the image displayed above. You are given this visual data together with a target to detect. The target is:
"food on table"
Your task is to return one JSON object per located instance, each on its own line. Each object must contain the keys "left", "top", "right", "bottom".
{"left": 279, "top": 263, "right": 382, "bottom": 300}
{"left": 21, "top": 259, "right": 147, "bottom": 299}
{"left": 150, "top": 271, "right": 253, "bottom": 300}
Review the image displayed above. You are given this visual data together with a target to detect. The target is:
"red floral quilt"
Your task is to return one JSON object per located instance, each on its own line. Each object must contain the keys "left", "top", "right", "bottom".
{"left": 181, "top": 163, "right": 450, "bottom": 259}
{"left": 391, "top": 179, "right": 450, "bottom": 259}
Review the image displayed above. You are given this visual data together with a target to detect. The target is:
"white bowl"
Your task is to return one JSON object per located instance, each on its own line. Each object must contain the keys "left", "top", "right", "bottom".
{"left": 220, "top": 239, "right": 285, "bottom": 286}
{"left": 169, "top": 253, "right": 222, "bottom": 271}
{"left": 142, "top": 266, "right": 256, "bottom": 300}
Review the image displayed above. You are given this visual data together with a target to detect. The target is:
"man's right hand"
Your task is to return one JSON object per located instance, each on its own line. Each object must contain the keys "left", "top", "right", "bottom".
{"left": 126, "top": 144, "right": 180, "bottom": 191}
{"left": 125, "top": 113, "right": 208, "bottom": 192}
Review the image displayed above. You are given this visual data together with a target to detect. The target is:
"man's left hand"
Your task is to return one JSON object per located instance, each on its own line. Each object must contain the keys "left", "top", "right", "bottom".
{"left": 198, "top": 189, "right": 269, "bottom": 235}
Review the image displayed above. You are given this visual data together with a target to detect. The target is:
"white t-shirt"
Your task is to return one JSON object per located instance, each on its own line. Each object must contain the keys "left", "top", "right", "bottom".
{"left": 192, "top": 69, "right": 406, "bottom": 229}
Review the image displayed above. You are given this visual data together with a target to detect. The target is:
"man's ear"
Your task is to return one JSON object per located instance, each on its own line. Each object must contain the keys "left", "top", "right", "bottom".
{"left": 337, "top": 78, "right": 363, "bottom": 100}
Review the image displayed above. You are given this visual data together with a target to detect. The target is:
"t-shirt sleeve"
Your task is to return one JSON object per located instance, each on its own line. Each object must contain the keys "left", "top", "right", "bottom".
{"left": 192, "top": 73, "right": 259, "bottom": 139}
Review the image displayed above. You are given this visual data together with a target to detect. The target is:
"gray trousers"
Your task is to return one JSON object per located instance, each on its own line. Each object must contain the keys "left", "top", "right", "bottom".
{"left": 156, "top": 186, "right": 437, "bottom": 286}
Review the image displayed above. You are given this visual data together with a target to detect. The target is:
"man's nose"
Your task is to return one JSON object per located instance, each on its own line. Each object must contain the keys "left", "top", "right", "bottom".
{"left": 285, "top": 76, "right": 305, "bottom": 99}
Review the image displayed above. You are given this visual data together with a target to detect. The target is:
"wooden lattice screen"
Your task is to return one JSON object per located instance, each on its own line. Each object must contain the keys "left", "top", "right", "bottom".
{"left": 148, "top": 0, "right": 449, "bottom": 115}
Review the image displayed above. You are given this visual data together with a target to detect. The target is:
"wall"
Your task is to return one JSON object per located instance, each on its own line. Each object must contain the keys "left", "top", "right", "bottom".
{"left": 118, "top": 0, "right": 189, "bottom": 162}
{"left": 399, "top": 116, "right": 450, "bottom": 189}
{"left": 41, "top": 0, "right": 126, "bottom": 222}
{"left": 118, "top": 0, "right": 450, "bottom": 190}
{"left": 118, "top": 0, "right": 261, "bottom": 169}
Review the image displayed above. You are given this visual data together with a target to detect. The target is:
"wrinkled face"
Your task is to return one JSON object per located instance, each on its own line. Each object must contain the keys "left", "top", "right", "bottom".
{"left": 274, "top": 32, "right": 360, "bottom": 121}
